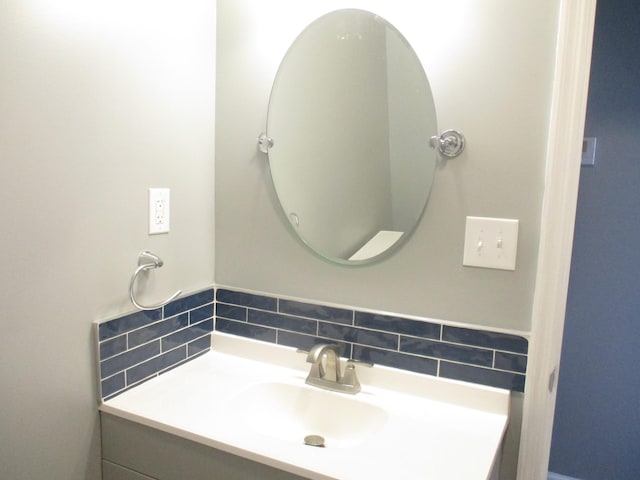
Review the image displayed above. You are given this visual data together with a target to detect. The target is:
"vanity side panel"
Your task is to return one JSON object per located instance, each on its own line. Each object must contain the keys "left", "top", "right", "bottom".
{"left": 101, "top": 414, "right": 307, "bottom": 480}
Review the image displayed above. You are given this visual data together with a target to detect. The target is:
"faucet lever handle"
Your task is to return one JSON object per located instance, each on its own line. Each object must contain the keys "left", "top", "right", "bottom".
{"left": 340, "top": 360, "right": 373, "bottom": 393}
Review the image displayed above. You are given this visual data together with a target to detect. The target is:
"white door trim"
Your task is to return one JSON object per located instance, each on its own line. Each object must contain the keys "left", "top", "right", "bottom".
{"left": 517, "top": 1, "right": 597, "bottom": 479}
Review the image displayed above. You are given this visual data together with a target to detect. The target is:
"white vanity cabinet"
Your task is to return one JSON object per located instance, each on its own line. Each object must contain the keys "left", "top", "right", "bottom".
{"left": 101, "top": 413, "right": 306, "bottom": 480}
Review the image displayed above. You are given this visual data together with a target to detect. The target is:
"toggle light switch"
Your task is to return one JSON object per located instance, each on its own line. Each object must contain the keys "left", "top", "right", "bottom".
{"left": 149, "top": 188, "right": 170, "bottom": 235}
{"left": 463, "top": 216, "right": 519, "bottom": 271}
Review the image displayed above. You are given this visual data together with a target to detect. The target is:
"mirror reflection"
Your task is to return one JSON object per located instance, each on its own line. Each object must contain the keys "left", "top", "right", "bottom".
{"left": 266, "top": 9, "right": 438, "bottom": 264}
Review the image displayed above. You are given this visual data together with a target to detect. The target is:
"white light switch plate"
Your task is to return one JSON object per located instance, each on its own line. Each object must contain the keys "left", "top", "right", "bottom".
{"left": 149, "top": 188, "right": 170, "bottom": 235}
{"left": 463, "top": 216, "right": 519, "bottom": 271}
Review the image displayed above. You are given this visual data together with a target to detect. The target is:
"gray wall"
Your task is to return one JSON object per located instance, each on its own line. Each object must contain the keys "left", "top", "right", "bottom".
{"left": 0, "top": 1, "right": 216, "bottom": 479}
{"left": 550, "top": 0, "right": 640, "bottom": 478}
{"left": 215, "top": 0, "right": 560, "bottom": 332}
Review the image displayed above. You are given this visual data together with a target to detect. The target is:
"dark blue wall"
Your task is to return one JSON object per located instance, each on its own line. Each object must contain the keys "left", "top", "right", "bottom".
{"left": 549, "top": 1, "right": 640, "bottom": 478}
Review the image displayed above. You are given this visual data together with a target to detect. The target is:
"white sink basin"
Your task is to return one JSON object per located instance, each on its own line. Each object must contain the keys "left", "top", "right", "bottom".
{"left": 229, "top": 381, "right": 388, "bottom": 448}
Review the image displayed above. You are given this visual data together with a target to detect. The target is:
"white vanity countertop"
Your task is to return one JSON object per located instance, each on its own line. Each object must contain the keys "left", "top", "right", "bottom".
{"left": 100, "top": 332, "right": 509, "bottom": 480}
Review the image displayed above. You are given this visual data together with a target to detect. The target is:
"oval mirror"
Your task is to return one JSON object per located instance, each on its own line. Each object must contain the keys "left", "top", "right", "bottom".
{"left": 266, "top": 9, "right": 438, "bottom": 264}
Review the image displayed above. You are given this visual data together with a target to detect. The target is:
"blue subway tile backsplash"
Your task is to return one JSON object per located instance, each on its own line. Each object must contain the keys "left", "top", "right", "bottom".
{"left": 248, "top": 309, "right": 317, "bottom": 335}
{"left": 443, "top": 325, "right": 529, "bottom": 354}
{"left": 96, "top": 289, "right": 214, "bottom": 400}
{"left": 355, "top": 311, "right": 441, "bottom": 340}
{"left": 400, "top": 337, "right": 494, "bottom": 368}
{"left": 164, "top": 289, "right": 215, "bottom": 317}
{"left": 280, "top": 299, "right": 353, "bottom": 324}
{"left": 98, "top": 309, "right": 162, "bottom": 341}
{"left": 127, "top": 313, "right": 189, "bottom": 349}
{"left": 215, "top": 316, "right": 278, "bottom": 343}
{"left": 319, "top": 322, "right": 399, "bottom": 350}
{"left": 494, "top": 351, "right": 528, "bottom": 374}
{"left": 216, "top": 289, "right": 277, "bottom": 311}
{"left": 97, "top": 286, "right": 528, "bottom": 400}
{"left": 215, "top": 287, "right": 528, "bottom": 393}
{"left": 354, "top": 345, "right": 439, "bottom": 376}
{"left": 127, "top": 347, "right": 187, "bottom": 386}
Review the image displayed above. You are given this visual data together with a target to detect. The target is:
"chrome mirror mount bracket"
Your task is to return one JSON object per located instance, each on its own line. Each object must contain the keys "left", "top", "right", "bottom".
{"left": 257, "top": 133, "right": 274, "bottom": 154}
{"left": 430, "top": 129, "right": 466, "bottom": 158}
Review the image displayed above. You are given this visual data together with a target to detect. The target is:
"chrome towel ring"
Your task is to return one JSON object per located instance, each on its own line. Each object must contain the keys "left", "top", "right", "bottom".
{"left": 129, "top": 251, "right": 182, "bottom": 311}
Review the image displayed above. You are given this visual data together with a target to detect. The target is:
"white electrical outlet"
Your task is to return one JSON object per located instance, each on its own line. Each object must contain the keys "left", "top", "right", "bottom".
{"left": 463, "top": 216, "right": 519, "bottom": 271}
{"left": 149, "top": 188, "right": 170, "bottom": 234}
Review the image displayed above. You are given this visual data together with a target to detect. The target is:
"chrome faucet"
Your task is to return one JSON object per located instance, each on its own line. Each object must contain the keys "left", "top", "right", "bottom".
{"left": 302, "top": 343, "right": 372, "bottom": 395}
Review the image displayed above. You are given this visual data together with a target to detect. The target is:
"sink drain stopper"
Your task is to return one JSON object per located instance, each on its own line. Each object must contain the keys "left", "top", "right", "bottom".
{"left": 304, "top": 434, "right": 325, "bottom": 448}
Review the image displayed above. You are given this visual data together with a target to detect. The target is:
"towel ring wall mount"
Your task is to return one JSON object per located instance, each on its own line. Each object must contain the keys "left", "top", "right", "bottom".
{"left": 129, "top": 251, "right": 182, "bottom": 311}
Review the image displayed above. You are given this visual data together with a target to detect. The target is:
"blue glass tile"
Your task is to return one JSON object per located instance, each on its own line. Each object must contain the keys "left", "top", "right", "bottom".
{"left": 216, "top": 289, "right": 277, "bottom": 311}
{"left": 277, "top": 331, "right": 352, "bottom": 357}
{"left": 101, "top": 372, "right": 125, "bottom": 399}
{"left": 443, "top": 326, "right": 528, "bottom": 354}
{"left": 98, "top": 309, "right": 162, "bottom": 341}
{"left": 280, "top": 300, "right": 353, "bottom": 325}
{"left": 126, "top": 347, "right": 186, "bottom": 385}
{"left": 400, "top": 337, "right": 493, "bottom": 367}
{"left": 355, "top": 312, "right": 441, "bottom": 339}
{"left": 100, "top": 341, "right": 160, "bottom": 379}
{"left": 318, "top": 322, "right": 398, "bottom": 350}
{"left": 161, "top": 319, "right": 213, "bottom": 351}
{"left": 215, "top": 318, "right": 277, "bottom": 343}
{"left": 440, "top": 361, "right": 526, "bottom": 392}
{"left": 99, "top": 335, "right": 127, "bottom": 361}
{"left": 353, "top": 345, "right": 438, "bottom": 376}
{"left": 494, "top": 351, "right": 528, "bottom": 373}
{"left": 164, "top": 289, "right": 214, "bottom": 318}
{"left": 190, "top": 303, "right": 214, "bottom": 324}
{"left": 187, "top": 335, "right": 211, "bottom": 357}
{"left": 128, "top": 313, "right": 189, "bottom": 349}
{"left": 216, "top": 302, "right": 247, "bottom": 321}
{"left": 248, "top": 310, "right": 317, "bottom": 335}
{"left": 277, "top": 331, "right": 324, "bottom": 351}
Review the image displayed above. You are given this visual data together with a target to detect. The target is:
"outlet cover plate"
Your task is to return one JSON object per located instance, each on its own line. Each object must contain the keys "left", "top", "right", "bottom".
{"left": 149, "top": 188, "right": 170, "bottom": 235}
